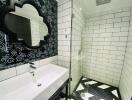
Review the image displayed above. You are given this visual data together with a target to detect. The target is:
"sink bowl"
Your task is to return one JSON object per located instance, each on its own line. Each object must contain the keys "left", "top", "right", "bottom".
{"left": 0, "top": 64, "right": 69, "bottom": 100}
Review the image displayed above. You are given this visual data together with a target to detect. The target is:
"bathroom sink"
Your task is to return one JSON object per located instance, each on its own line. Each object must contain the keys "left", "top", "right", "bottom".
{"left": 0, "top": 64, "right": 69, "bottom": 100}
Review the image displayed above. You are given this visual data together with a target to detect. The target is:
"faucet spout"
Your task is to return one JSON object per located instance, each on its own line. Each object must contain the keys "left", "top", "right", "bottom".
{"left": 29, "top": 62, "right": 37, "bottom": 69}
{"left": 30, "top": 65, "right": 37, "bottom": 69}
{"left": 30, "top": 71, "right": 35, "bottom": 76}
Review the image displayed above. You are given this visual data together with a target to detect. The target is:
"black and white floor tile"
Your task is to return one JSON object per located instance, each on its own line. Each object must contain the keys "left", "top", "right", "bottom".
{"left": 70, "top": 77, "right": 122, "bottom": 100}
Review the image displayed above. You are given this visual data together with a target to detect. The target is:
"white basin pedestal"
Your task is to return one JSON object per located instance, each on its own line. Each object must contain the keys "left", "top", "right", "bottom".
{"left": 0, "top": 64, "right": 69, "bottom": 100}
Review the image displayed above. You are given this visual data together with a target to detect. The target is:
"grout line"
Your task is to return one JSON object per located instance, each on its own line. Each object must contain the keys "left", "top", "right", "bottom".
{"left": 118, "top": 8, "right": 132, "bottom": 87}
{"left": 69, "top": 0, "right": 73, "bottom": 95}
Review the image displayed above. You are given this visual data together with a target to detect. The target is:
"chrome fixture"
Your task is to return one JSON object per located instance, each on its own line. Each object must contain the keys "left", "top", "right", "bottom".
{"left": 29, "top": 62, "right": 37, "bottom": 70}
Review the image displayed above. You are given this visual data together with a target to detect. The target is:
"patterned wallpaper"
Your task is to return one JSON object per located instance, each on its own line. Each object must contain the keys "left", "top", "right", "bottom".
{"left": 0, "top": 0, "right": 58, "bottom": 70}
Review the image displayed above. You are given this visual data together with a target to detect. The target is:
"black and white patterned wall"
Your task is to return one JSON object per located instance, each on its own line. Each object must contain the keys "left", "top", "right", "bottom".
{"left": 0, "top": 0, "right": 58, "bottom": 70}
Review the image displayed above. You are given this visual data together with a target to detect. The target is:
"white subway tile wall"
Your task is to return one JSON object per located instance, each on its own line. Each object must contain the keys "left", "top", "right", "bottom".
{"left": 119, "top": 8, "right": 132, "bottom": 100}
{"left": 57, "top": 0, "right": 72, "bottom": 68}
{"left": 70, "top": 0, "right": 85, "bottom": 93}
{"left": 82, "top": 7, "right": 131, "bottom": 87}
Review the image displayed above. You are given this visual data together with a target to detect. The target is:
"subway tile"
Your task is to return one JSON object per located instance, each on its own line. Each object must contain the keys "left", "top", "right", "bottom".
{"left": 58, "top": 5, "right": 63, "bottom": 12}
{"left": 114, "top": 18, "right": 122, "bottom": 23}
{"left": 0, "top": 68, "right": 16, "bottom": 82}
{"left": 119, "top": 9, "right": 132, "bottom": 100}
{"left": 16, "top": 64, "right": 30, "bottom": 75}
{"left": 57, "top": 0, "right": 72, "bottom": 69}
{"left": 62, "top": 15, "right": 71, "bottom": 22}
{"left": 39, "top": 56, "right": 57, "bottom": 67}
{"left": 101, "top": 14, "right": 114, "bottom": 19}
{"left": 122, "top": 17, "right": 130, "bottom": 22}
{"left": 83, "top": 8, "right": 131, "bottom": 88}
{"left": 121, "top": 27, "right": 129, "bottom": 32}
{"left": 115, "top": 11, "right": 130, "bottom": 17}
{"left": 62, "top": 8, "right": 71, "bottom": 16}
{"left": 63, "top": 1, "right": 71, "bottom": 10}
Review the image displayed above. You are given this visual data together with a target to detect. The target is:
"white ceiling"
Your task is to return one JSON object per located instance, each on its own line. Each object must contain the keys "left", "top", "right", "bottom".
{"left": 76, "top": 0, "right": 132, "bottom": 17}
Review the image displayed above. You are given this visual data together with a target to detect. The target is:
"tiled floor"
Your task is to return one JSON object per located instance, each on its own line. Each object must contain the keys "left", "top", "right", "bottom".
{"left": 69, "top": 77, "right": 122, "bottom": 100}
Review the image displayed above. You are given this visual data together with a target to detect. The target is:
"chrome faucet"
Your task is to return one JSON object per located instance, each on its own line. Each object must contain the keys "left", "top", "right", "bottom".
{"left": 29, "top": 62, "right": 38, "bottom": 83}
{"left": 29, "top": 62, "right": 37, "bottom": 70}
{"left": 29, "top": 62, "right": 37, "bottom": 76}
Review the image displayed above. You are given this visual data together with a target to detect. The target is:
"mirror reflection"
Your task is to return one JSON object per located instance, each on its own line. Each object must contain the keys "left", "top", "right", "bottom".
{"left": 5, "top": 4, "right": 48, "bottom": 47}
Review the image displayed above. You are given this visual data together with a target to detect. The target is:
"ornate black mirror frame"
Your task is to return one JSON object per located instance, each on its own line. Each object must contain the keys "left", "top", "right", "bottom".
{"left": 0, "top": 0, "right": 58, "bottom": 70}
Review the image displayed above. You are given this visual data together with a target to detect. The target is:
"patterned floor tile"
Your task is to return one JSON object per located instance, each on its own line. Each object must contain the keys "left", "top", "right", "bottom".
{"left": 70, "top": 77, "right": 122, "bottom": 100}
{"left": 111, "top": 90, "right": 118, "bottom": 98}
{"left": 85, "top": 81, "right": 98, "bottom": 85}
{"left": 98, "top": 85, "right": 110, "bottom": 89}
{"left": 81, "top": 92, "right": 93, "bottom": 99}
{"left": 76, "top": 84, "right": 84, "bottom": 91}
{"left": 82, "top": 77, "right": 88, "bottom": 81}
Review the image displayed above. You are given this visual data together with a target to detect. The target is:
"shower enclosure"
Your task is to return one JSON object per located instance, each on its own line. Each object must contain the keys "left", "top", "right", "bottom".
{"left": 68, "top": 0, "right": 132, "bottom": 99}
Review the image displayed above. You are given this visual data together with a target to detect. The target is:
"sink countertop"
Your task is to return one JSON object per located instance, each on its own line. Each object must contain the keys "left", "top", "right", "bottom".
{"left": 0, "top": 64, "right": 69, "bottom": 100}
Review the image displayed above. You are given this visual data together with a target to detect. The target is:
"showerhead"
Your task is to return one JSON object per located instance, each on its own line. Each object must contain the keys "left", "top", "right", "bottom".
{"left": 96, "top": 0, "right": 111, "bottom": 6}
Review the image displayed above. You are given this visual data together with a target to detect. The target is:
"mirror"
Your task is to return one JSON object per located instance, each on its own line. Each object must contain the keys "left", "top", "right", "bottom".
{"left": 0, "top": 0, "right": 57, "bottom": 70}
{"left": 4, "top": 4, "right": 48, "bottom": 47}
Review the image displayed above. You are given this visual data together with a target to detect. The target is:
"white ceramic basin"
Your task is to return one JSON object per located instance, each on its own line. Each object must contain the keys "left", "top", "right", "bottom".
{"left": 0, "top": 64, "right": 69, "bottom": 100}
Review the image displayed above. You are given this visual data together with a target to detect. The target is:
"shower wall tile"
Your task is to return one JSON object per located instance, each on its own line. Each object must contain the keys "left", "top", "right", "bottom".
{"left": 57, "top": 0, "right": 72, "bottom": 68}
{"left": 82, "top": 7, "right": 131, "bottom": 87}
{"left": 115, "top": 11, "right": 130, "bottom": 17}
{"left": 119, "top": 8, "right": 132, "bottom": 100}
